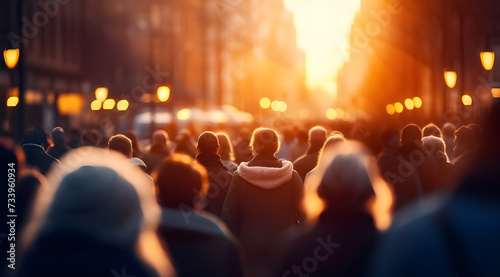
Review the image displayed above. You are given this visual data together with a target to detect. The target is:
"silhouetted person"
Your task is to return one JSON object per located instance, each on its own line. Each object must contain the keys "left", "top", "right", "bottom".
{"left": 290, "top": 129, "right": 309, "bottom": 162}
{"left": 277, "top": 144, "right": 390, "bottom": 277}
{"left": 222, "top": 128, "right": 304, "bottom": 276}
{"left": 293, "top": 126, "right": 327, "bottom": 181}
{"left": 276, "top": 128, "right": 295, "bottom": 160}
{"left": 196, "top": 131, "right": 232, "bottom": 217}
{"left": 153, "top": 154, "right": 243, "bottom": 277}
{"left": 422, "top": 136, "right": 455, "bottom": 191}
{"left": 108, "top": 134, "right": 133, "bottom": 158}
{"left": 368, "top": 99, "right": 500, "bottom": 277}
{"left": 377, "top": 126, "right": 400, "bottom": 172}
{"left": 21, "top": 127, "right": 59, "bottom": 175}
{"left": 142, "top": 130, "right": 171, "bottom": 173}
{"left": 217, "top": 132, "right": 238, "bottom": 174}
{"left": 17, "top": 148, "right": 172, "bottom": 277}
{"left": 452, "top": 126, "right": 477, "bottom": 176}
{"left": 47, "top": 127, "right": 70, "bottom": 159}
{"left": 233, "top": 128, "right": 253, "bottom": 164}
{"left": 304, "top": 132, "right": 347, "bottom": 183}
{"left": 442, "top": 122, "right": 456, "bottom": 160}
{"left": 67, "top": 128, "right": 82, "bottom": 149}
{"left": 173, "top": 129, "right": 197, "bottom": 158}
{"left": 422, "top": 123, "right": 442, "bottom": 138}
{"left": 124, "top": 130, "right": 143, "bottom": 158}
{"left": 81, "top": 128, "right": 102, "bottom": 147}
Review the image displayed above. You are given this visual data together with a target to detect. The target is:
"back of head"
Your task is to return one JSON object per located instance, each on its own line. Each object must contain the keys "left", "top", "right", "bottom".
{"left": 152, "top": 130, "right": 169, "bottom": 146}
{"left": 442, "top": 122, "right": 456, "bottom": 138}
{"left": 454, "top": 126, "right": 476, "bottom": 148}
{"left": 309, "top": 126, "right": 327, "bottom": 147}
{"left": 51, "top": 127, "right": 65, "bottom": 145}
{"left": 217, "top": 132, "right": 234, "bottom": 161}
{"left": 22, "top": 127, "right": 49, "bottom": 149}
{"left": 152, "top": 154, "right": 208, "bottom": 209}
{"left": 124, "top": 130, "right": 142, "bottom": 156}
{"left": 422, "top": 136, "right": 448, "bottom": 162}
{"left": 422, "top": 123, "right": 442, "bottom": 138}
{"left": 401, "top": 124, "right": 422, "bottom": 146}
{"left": 108, "top": 134, "right": 133, "bottom": 158}
{"left": 250, "top": 127, "right": 280, "bottom": 156}
{"left": 197, "top": 131, "right": 219, "bottom": 154}
{"left": 381, "top": 126, "right": 400, "bottom": 148}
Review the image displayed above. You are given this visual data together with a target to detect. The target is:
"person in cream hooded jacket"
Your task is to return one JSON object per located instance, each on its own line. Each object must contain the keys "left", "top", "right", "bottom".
{"left": 221, "top": 128, "right": 304, "bottom": 276}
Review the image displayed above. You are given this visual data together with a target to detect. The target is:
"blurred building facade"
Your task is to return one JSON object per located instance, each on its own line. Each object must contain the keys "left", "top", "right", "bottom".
{"left": 338, "top": 0, "right": 500, "bottom": 125}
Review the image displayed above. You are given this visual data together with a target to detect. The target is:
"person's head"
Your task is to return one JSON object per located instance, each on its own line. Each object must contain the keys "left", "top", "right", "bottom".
{"left": 442, "top": 122, "right": 456, "bottom": 138}
{"left": 297, "top": 129, "right": 309, "bottom": 143}
{"left": 152, "top": 154, "right": 209, "bottom": 210}
{"left": 250, "top": 127, "right": 280, "bottom": 156}
{"left": 454, "top": 126, "right": 476, "bottom": 156}
{"left": 308, "top": 126, "right": 327, "bottom": 147}
{"left": 152, "top": 130, "right": 170, "bottom": 147}
{"left": 317, "top": 133, "right": 347, "bottom": 164}
{"left": 422, "top": 123, "right": 442, "bottom": 139}
{"left": 381, "top": 126, "right": 400, "bottom": 149}
{"left": 22, "top": 127, "right": 50, "bottom": 149}
{"left": 51, "top": 127, "right": 65, "bottom": 146}
{"left": 81, "top": 129, "right": 102, "bottom": 147}
{"left": 217, "top": 132, "right": 234, "bottom": 161}
{"left": 401, "top": 124, "right": 422, "bottom": 146}
{"left": 24, "top": 147, "right": 172, "bottom": 277}
{"left": 197, "top": 131, "right": 220, "bottom": 155}
{"left": 124, "top": 130, "right": 142, "bottom": 156}
{"left": 108, "top": 134, "right": 133, "bottom": 158}
{"left": 467, "top": 123, "right": 481, "bottom": 145}
{"left": 422, "top": 135, "right": 449, "bottom": 162}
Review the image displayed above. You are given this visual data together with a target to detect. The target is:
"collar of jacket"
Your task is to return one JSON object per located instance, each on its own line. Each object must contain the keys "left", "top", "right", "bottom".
{"left": 196, "top": 153, "right": 227, "bottom": 169}
{"left": 237, "top": 158, "right": 293, "bottom": 189}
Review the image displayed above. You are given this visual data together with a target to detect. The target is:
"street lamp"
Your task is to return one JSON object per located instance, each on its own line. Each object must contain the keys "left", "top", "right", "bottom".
{"left": 480, "top": 51, "right": 495, "bottom": 71}
{"left": 95, "top": 87, "right": 108, "bottom": 102}
{"left": 90, "top": 100, "right": 102, "bottom": 111}
{"left": 386, "top": 104, "right": 395, "bottom": 115}
{"left": 462, "top": 94, "right": 472, "bottom": 106}
{"left": 444, "top": 71, "right": 457, "bottom": 88}
{"left": 3, "top": 49, "right": 19, "bottom": 69}
{"left": 117, "top": 100, "right": 129, "bottom": 111}
{"left": 103, "top": 99, "right": 115, "bottom": 110}
{"left": 157, "top": 86, "right": 170, "bottom": 102}
{"left": 394, "top": 102, "right": 404, "bottom": 113}
{"left": 326, "top": 108, "right": 337, "bottom": 120}
{"left": 7, "top": 96, "right": 19, "bottom": 107}
{"left": 260, "top": 97, "right": 271, "bottom": 109}
{"left": 413, "top": 97, "right": 423, "bottom": 108}
{"left": 404, "top": 98, "right": 415, "bottom": 110}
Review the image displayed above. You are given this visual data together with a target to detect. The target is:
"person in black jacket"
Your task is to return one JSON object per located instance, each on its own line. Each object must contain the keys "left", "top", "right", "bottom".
{"left": 21, "top": 127, "right": 59, "bottom": 175}
{"left": 47, "top": 127, "right": 70, "bottom": 159}
{"left": 196, "top": 131, "right": 232, "bottom": 217}
{"left": 222, "top": 127, "right": 304, "bottom": 276}
{"left": 153, "top": 154, "right": 243, "bottom": 277}
{"left": 293, "top": 126, "right": 327, "bottom": 181}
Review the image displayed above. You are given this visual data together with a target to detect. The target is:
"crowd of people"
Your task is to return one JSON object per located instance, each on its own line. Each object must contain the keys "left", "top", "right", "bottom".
{"left": 1, "top": 99, "right": 499, "bottom": 277}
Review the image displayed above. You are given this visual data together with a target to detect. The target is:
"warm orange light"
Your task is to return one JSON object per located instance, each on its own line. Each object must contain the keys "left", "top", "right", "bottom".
{"left": 413, "top": 97, "right": 422, "bottom": 108}
{"left": 117, "top": 100, "right": 129, "bottom": 111}
{"left": 177, "top": 108, "right": 191, "bottom": 120}
{"left": 444, "top": 71, "right": 457, "bottom": 88}
{"left": 260, "top": 97, "right": 271, "bottom": 109}
{"left": 103, "top": 99, "right": 115, "bottom": 110}
{"left": 90, "top": 100, "right": 102, "bottom": 111}
{"left": 279, "top": 101, "right": 287, "bottom": 112}
{"left": 271, "top": 100, "right": 280, "bottom": 111}
{"left": 326, "top": 108, "right": 337, "bottom": 120}
{"left": 480, "top": 52, "right": 495, "bottom": 71}
{"left": 492, "top": 88, "right": 500, "bottom": 98}
{"left": 95, "top": 87, "right": 108, "bottom": 101}
{"left": 3, "top": 49, "right": 19, "bottom": 69}
{"left": 404, "top": 98, "right": 415, "bottom": 110}
{"left": 386, "top": 104, "right": 395, "bottom": 115}
{"left": 57, "top": 93, "right": 84, "bottom": 115}
{"left": 462, "top": 95, "right": 472, "bottom": 106}
{"left": 394, "top": 102, "right": 404, "bottom": 113}
{"left": 335, "top": 108, "right": 344, "bottom": 118}
{"left": 6, "top": 96, "right": 19, "bottom": 107}
{"left": 157, "top": 86, "right": 170, "bottom": 102}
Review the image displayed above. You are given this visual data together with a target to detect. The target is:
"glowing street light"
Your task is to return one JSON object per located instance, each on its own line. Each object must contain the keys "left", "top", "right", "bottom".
{"left": 271, "top": 100, "right": 280, "bottom": 111}
{"left": 492, "top": 88, "right": 500, "bottom": 98}
{"left": 326, "top": 108, "right": 337, "bottom": 120}
{"left": 90, "top": 100, "right": 102, "bottom": 111}
{"left": 444, "top": 71, "right": 457, "bottom": 88}
{"left": 394, "top": 102, "right": 404, "bottom": 113}
{"left": 480, "top": 52, "right": 495, "bottom": 71}
{"left": 3, "top": 49, "right": 19, "bottom": 69}
{"left": 117, "top": 100, "right": 129, "bottom": 111}
{"left": 404, "top": 98, "right": 415, "bottom": 110}
{"left": 260, "top": 97, "right": 271, "bottom": 109}
{"left": 413, "top": 97, "right": 422, "bottom": 108}
{"left": 6, "top": 96, "right": 19, "bottom": 107}
{"left": 462, "top": 95, "right": 472, "bottom": 106}
{"left": 95, "top": 87, "right": 108, "bottom": 102}
{"left": 177, "top": 108, "right": 191, "bottom": 120}
{"left": 157, "top": 86, "right": 170, "bottom": 102}
{"left": 279, "top": 101, "right": 287, "bottom": 112}
{"left": 386, "top": 104, "right": 395, "bottom": 115}
{"left": 103, "top": 99, "right": 115, "bottom": 110}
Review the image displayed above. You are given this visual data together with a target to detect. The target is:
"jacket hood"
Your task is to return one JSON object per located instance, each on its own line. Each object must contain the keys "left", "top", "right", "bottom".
{"left": 237, "top": 159, "right": 293, "bottom": 189}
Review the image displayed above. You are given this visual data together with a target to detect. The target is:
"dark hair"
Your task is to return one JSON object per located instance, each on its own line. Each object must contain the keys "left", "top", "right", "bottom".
{"left": 197, "top": 131, "right": 219, "bottom": 154}
{"left": 401, "top": 124, "right": 422, "bottom": 145}
{"left": 250, "top": 128, "right": 280, "bottom": 155}
{"left": 422, "top": 123, "right": 442, "bottom": 138}
{"left": 217, "top": 133, "right": 234, "bottom": 161}
{"left": 22, "top": 127, "right": 49, "bottom": 149}
{"left": 124, "top": 131, "right": 142, "bottom": 157}
{"left": 108, "top": 134, "right": 133, "bottom": 158}
{"left": 152, "top": 154, "right": 208, "bottom": 209}
{"left": 454, "top": 126, "right": 476, "bottom": 148}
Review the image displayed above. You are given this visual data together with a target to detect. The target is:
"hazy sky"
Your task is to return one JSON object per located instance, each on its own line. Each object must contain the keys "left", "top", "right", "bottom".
{"left": 284, "top": 0, "right": 360, "bottom": 97}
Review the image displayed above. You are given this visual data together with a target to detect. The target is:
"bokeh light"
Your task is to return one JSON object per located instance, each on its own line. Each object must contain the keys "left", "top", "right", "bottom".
{"left": 103, "top": 99, "right": 115, "bottom": 110}
{"left": 95, "top": 87, "right": 108, "bottom": 102}
{"left": 326, "top": 108, "right": 337, "bottom": 120}
{"left": 413, "top": 97, "right": 422, "bottom": 108}
{"left": 394, "top": 102, "right": 404, "bottom": 113}
{"left": 6, "top": 96, "right": 19, "bottom": 107}
{"left": 404, "top": 98, "right": 415, "bottom": 110}
{"left": 444, "top": 71, "right": 457, "bottom": 88}
{"left": 462, "top": 94, "right": 472, "bottom": 106}
{"left": 157, "top": 86, "right": 170, "bottom": 102}
{"left": 480, "top": 51, "right": 495, "bottom": 71}
{"left": 117, "top": 100, "right": 129, "bottom": 111}
{"left": 90, "top": 100, "right": 102, "bottom": 111}
{"left": 177, "top": 108, "right": 191, "bottom": 120}
{"left": 260, "top": 97, "right": 271, "bottom": 109}
{"left": 386, "top": 104, "right": 395, "bottom": 115}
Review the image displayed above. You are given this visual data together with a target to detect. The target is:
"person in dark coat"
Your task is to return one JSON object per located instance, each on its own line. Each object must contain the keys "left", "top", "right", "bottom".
{"left": 16, "top": 148, "right": 173, "bottom": 277}
{"left": 276, "top": 143, "right": 390, "bottom": 277}
{"left": 142, "top": 130, "right": 171, "bottom": 173}
{"left": 21, "top": 127, "right": 59, "bottom": 175}
{"left": 217, "top": 132, "right": 239, "bottom": 174}
{"left": 422, "top": 136, "right": 455, "bottom": 191}
{"left": 196, "top": 131, "right": 232, "bottom": 217}
{"left": 152, "top": 154, "right": 243, "bottom": 277}
{"left": 451, "top": 125, "right": 477, "bottom": 176}
{"left": 47, "top": 127, "right": 70, "bottom": 159}
{"left": 293, "top": 126, "right": 327, "bottom": 181}
{"left": 222, "top": 127, "right": 304, "bottom": 276}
